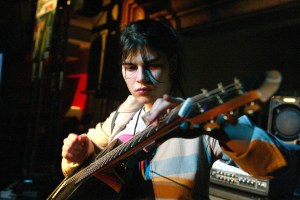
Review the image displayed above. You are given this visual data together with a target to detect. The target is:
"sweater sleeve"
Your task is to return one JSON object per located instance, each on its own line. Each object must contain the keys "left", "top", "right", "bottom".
{"left": 219, "top": 115, "right": 289, "bottom": 178}
{"left": 87, "top": 111, "right": 116, "bottom": 149}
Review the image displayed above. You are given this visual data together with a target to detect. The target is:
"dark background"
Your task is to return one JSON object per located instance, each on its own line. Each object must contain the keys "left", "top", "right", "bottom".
{"left": 0, "top": 0, "right": 299, "bottom": 199}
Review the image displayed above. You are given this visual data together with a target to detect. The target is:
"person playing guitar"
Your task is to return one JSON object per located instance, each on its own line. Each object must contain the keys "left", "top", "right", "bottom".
{"left": 56, "top": 19, "right": 296, "bottom": 200}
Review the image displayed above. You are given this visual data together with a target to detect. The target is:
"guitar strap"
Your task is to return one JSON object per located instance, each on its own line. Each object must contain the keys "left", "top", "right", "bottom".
{"left": 109, "top": 107, "right": 156, "bottom": 199}
{"left": 111, "top": 107, "right": 120, "bottom": 133}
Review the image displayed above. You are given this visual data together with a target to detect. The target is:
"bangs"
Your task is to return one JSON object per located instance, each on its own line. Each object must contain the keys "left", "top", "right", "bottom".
{"left": 122, "top": 45, "right": 162, "bottom": 64}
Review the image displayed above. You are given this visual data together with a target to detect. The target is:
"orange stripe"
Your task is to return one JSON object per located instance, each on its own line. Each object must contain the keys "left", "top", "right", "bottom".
{"left": 152, "top": 177, "right": 194, "bottom": 199}
{"left": 223, "top": 140, "right": 287, "bottom": 178}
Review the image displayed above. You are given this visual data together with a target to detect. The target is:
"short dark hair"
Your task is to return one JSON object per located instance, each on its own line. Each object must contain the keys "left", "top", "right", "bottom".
{"left": 120, "top": 19, "right": 184, "bottom": 97}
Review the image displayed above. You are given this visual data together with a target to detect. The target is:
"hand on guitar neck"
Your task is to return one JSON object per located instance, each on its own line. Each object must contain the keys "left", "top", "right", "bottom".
{"left": 204, "top": 70, "right": 282, "bottom": 154}
{"left": 151, "top": 70, "right": 282, "bottom": 150}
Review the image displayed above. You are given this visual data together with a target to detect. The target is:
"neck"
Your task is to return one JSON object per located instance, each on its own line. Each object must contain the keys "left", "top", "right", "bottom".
{"left": 144, "top": 103, "right": 152, "bottom": 112}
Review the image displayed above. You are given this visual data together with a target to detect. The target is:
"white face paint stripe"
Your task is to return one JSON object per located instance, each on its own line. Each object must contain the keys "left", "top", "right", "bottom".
{"left": 145, "top": 69, "right": 159, "bottom": 85}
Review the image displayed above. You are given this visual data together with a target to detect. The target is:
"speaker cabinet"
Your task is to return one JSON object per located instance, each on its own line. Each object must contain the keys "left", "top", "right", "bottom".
{"left": 268, "top": 96, "right": 300, "bottom": 143}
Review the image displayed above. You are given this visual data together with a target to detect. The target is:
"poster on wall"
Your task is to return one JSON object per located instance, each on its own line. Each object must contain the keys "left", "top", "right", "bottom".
{"left": 32, "top": 0, "right": 58, "bottom": 62}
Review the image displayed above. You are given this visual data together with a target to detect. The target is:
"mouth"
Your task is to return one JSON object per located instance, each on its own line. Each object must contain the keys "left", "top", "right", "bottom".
{"left": 136, "top": 87, "right": 152, "bottom": 95}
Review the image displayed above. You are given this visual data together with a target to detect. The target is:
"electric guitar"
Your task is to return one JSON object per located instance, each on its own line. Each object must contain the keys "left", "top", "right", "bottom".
{"left": 47, "top": 71, "right": 281, "bottom": 200}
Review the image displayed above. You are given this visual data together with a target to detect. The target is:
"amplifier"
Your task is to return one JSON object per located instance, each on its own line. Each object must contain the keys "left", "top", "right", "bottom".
{"left": 210, "top": 160, "right": 269, "bottom": 196}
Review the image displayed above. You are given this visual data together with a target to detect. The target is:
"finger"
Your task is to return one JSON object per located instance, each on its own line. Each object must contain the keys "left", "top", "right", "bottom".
{"left": 66, "top": 134, "right": 85, "bottom": 148}
{"left": 70, "top": 147, "right": 82, "bottom": 154}
{"left": 62, "top": 145, "right": 83, "bottom": 162}
{"left": 67, "top": 133, "right": 79, "bottom": 141}
{"left": 63, "top": 134, "right": 77, "bottom": 146}
{"left": 62, "top": 148, "right": 72, "bottom": 159}
{"left": 151, "top": 95, "right": 182, "bottom": 119}
{"left": 163, "top": 94, "right": 183, "bottom": 106}
{"left": 147, "top": 99, "right": 171, "bottom": 123}
{"left": 63, "top": 142, "right": 83, "bottom": 154}
{"left": 62, "top": 144, "right": 74, "bottom": 157}
{"left": 63, "top": 151, "right": 75, "bottom": 161}
{"left": 78, "top": 134, "right": 89, "bottom": 146}
{"left": 62, "top": 138, "right": 83, "bottom": 157}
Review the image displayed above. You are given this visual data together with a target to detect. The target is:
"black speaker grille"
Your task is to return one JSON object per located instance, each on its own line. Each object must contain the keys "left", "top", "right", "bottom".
{"left": 270, "top": 102, "right": 300, "bottom": 141}
{"left": 274, "top": 107, "right": 300, "bottom": 140}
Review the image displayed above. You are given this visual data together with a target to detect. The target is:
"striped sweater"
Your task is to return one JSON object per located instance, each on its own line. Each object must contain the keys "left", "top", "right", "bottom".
{"left": 62, "top": 95, "right": 290, "bottom": 199}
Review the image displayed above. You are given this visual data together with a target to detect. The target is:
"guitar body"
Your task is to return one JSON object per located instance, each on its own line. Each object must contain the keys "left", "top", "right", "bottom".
{"left": 48, "top": 139, "right": 150, "bottom": 200}
{"left": 48, "top": 162, "right": 149, "bottom": 200}
{"left": 49, "top": 175, "right": 120, "bottom": 200}
{"left": 48, "top": 140, "right": 127, "bottom": 200}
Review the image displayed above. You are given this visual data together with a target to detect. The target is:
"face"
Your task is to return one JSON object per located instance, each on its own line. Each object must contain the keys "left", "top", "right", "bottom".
{"left": 122, "top": 48, "right": 171, "bottom": 109}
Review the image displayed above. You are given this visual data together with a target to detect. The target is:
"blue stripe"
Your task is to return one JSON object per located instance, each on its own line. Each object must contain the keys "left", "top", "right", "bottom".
{"left": 145, "top": 164, "right": 151, "bottom": 180}
{"left": 149, "top": 154, "right": 198, "bottom": 176}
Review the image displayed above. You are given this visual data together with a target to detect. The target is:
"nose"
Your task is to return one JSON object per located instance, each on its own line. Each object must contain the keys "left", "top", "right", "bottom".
{"left": 136, "top": 67, "right": 149, "bottom": 83}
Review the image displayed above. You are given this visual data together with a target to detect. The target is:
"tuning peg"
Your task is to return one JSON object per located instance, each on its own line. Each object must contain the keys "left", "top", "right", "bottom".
{"left": 233, "top": 78, "right": 243, "bottom": 94}
{"left": 204, "top": 120, "right": 220, "bottom": 132}
{"left": 220, "top": 112, "right": 238, "bottom": 125}
{"left": 201, "top": 88, "right": 208, "bottom": 96}
{"left": 217, "top": 83, "right": 225, "bottom": 93}
{"left": 226, "top": 110, "right": 237, "bottom": 119}
{"left": 244, "top": 101, "right": 260, "bottom": 115}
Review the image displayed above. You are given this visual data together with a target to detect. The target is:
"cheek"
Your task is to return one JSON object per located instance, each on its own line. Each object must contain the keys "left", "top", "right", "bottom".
{"left": 123, "top": 77, "right": 135, "bottom": 91}
{"left": 122, "top": 70, "right": 130, "bottom": 84}
{"left": 152, "top": 69, "right": 167, "bottom": 81}
{"left": 158, "top": 69, "right": 171, "bottom": 83}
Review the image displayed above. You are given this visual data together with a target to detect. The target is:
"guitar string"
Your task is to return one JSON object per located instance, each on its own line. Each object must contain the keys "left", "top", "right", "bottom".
{"left": 66, "top": 82, "right": 245, "bottom": 186}
{"left": 65, "top": 109, "right": 148, "bottom": 185}
{"left": 74, "top": 85, "right": 241, "bottom": 182}
{"left": 74, "top": 110, "right": 181, "bottom": 183}
{"left": 191, "top": 82, "right": 243, "bottom": 104}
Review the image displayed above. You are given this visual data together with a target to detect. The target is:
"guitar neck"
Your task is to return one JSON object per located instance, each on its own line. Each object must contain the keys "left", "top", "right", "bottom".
{"left": 69, "top": 107, "right": 183, "bottom": 185}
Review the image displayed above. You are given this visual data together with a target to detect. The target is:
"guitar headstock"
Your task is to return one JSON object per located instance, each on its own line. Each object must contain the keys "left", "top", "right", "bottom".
{"left": 177, "top": 70, "right": 282, "bottom": 131}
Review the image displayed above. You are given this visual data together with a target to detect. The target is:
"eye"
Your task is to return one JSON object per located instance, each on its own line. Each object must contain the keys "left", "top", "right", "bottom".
{"left": 148, "top": 64, "right": 162, "bottom": 71}
{"left": 123, "top": 64, "right": 137, "bottom": 72}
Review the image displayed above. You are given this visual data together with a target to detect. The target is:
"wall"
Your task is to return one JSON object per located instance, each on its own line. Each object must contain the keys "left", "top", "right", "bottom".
{"left": 178, "top": 8, "right": 300, "bottom": 129}
{"left": 181, "top": 25, "right": 300, "bottom": 98}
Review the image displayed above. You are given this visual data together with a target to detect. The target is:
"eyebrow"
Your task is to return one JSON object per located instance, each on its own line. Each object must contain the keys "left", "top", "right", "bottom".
{"left": 144, "top": 57, "right": 160, "bottom": 64}
{"left": 121, "top": 62, "right": 133, "bottom": 65}
{"left": 122, "top": 57, "right": 161, "bottom": 65}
